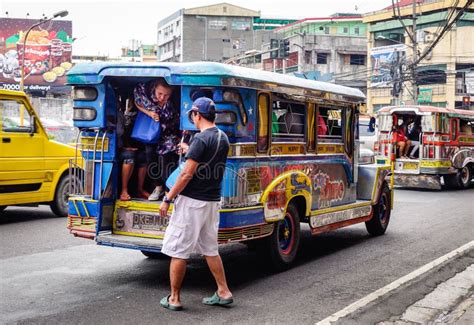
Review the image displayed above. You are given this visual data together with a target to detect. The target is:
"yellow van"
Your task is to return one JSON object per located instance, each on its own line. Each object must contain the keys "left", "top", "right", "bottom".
{"left": 0, "top": 89, "right": 81, "bottom": 216}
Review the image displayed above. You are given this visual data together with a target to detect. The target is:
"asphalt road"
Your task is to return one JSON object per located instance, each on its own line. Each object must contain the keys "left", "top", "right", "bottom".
{"left": 1, "top": 187, "right": 473, "bottom": 324}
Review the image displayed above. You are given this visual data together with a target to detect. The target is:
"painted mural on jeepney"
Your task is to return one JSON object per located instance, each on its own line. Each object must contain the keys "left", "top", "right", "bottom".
{"left": 309, "top": 164, "right": 355, "bottom": 209}
{"left": 263, "top": 171, "right": 311, "bottom": 221}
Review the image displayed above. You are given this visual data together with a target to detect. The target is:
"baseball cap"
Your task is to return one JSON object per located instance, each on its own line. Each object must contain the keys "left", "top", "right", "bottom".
{"left": 188, "top": 97, "right": 216, "bottom": 122}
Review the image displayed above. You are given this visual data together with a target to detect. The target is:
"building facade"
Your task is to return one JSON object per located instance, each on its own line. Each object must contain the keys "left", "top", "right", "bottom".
{"left": 157, "top": 3, "right": 260, "bottom": 62}
{"left": 266, "top": 14, "right": 368, "bottom": 92}
{"left": 364, "top": 0, "right": 474, "bottom": 112}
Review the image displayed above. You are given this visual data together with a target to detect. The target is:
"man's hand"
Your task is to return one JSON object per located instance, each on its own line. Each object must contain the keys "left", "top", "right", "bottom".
{"left": 160, "top": 202, "right": 170, "bottom": 217}
{"left": 177, "top": 142, "right": 189, "bottom": 155}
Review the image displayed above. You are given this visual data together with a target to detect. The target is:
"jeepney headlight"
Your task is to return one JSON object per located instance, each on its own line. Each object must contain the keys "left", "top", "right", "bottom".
{"left": 73, "top": 107, "right": 96, "bottom": 121}
{"left": 73, "top": 87, "right": 98, "bottom": 101}
{"left": 215, "top": 111, "right": 237, "bottom": 125}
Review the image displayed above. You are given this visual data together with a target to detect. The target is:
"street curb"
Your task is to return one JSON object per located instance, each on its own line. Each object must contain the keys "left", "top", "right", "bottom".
{"left": 316, "top": 241, "right": 474, "bottom": 325}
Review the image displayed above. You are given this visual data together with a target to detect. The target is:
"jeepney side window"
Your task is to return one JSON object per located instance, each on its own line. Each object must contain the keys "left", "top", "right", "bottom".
{"left": 378, "top": 115, "right": 393, "bottom": 131}
{"left": 271, "top": 98, "right": 305, "bottom": 142}
{"left": 459, "top": 118, "right": 473, "bottom": 135}
{"left": 257, "top": 93, "right": 270, "bottom": 153}
{"left": 307, "top": 102, "right": 316, "bottom": 152}
{"left": 317, "top": 106, "right": 342, "bottom": 142}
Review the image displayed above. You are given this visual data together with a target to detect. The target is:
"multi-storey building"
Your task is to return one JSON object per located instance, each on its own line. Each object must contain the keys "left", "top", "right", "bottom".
{"left": 157, "top": 3, "right": 260, "bottom": 62}
{"left": 364, "top": 0, "right": 474, "bottom": 112}
{"left": 263, "top": 14, "right": 368, "bottom": 93}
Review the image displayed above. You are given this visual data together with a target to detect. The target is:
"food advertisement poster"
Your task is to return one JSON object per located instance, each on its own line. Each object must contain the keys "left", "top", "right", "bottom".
{"left": 0, "top": 18, "right": 73, "bottom": 94}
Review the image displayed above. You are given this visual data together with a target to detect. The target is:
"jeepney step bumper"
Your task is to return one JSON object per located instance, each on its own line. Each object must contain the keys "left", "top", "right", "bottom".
{"left": 97, "top": 233, "right": 163, "bottom": 251}
{"left": 393, "top": 174, "right": 442, "bottom": 190}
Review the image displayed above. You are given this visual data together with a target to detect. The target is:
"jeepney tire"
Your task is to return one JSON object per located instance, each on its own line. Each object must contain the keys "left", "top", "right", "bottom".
{"left": 0, "top": 206, "right": 6, "bottom": 213}
{"left": 366, "top": 183, "right": 391, "bottom": 236}
{"left": 50, "top": 174, "right": 73, "bottom": 217}
{"left": 141, "top": 251, "right": 170, "bottom": 260}
{"left": 261, "top": 203, "right": 301, "bottom": 272}
{"left": 444, "top": 166, "right": 472, "bottom": 189}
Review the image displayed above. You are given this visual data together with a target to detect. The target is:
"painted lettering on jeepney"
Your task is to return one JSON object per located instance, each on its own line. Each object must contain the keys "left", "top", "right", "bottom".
{"left": 290, "top": 173, "right": 311, "bottom": 195}
{"left": 267, "top": 180, "right": 287, "bottom": 210}
{"left": 132, "top": 212, "right": 169, "bottom": 230}
{"left": 313, "top": 171, "right": 345, "bottom": 208}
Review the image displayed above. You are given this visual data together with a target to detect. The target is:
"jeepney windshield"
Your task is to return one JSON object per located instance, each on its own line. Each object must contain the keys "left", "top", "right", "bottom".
{"left": 421, "top": 113, "right": 449, "bottom": 133}
{"left": 378, "top": 115, "right": 393, "bottom": 131}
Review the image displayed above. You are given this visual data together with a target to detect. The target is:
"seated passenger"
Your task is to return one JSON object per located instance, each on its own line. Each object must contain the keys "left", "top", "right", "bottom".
{"left": 317, "top": 114, "right": 328, "bottom": 135}
{"left": 394, "top": 117, "right": 412, "bottom": 158}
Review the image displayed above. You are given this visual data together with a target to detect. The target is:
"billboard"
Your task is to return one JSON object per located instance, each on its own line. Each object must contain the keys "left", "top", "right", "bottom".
{"left": 0, "top": 18, "right": 73, "bottom": 94}
{"left": 370, "top": 44, "right": 406, "bottom": 87}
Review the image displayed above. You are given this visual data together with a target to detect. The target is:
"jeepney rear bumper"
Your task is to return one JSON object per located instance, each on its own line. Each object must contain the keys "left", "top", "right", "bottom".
{"left": 392, "top": 174, "right": 442, "bottom": 190}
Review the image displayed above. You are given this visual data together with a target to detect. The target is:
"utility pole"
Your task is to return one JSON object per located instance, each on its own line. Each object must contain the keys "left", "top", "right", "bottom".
{"left": 412, "top": 0, "right": 418, "bottom": 103}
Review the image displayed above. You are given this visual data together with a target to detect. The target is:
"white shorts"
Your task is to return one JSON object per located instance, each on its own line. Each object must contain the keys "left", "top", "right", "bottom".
{"left": 161, "top": 195, "right": 220, "bottom": 259}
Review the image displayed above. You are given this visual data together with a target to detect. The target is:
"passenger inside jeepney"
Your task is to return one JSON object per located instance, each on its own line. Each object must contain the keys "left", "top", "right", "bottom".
{"left": 393, "top": 116, "right": 412, "bottom": 159}
{"left": 407, "top": 116, "right": 421, "bottom": 159}
{"left": 116, "top": 96, "right": 148, "bottom": 201}
{"left": 460, "top": 119, "right": 473, "bottom": 135}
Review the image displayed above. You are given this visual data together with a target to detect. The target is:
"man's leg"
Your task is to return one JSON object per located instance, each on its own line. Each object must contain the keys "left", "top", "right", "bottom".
{"left": 205, "top": 255, "right": 232, "bottom": 299}
{"left": 169, "top": 257, "right": 187, "bottom": 306}
{"left": 120, "top": 162, "right": 134, "bottom": 200}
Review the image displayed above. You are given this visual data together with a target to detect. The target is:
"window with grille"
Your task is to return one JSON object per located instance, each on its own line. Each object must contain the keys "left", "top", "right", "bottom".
{"left": 317, "top": 106, "right": 343, "bottom": 143}
{"left": 271, "top": 99, "right": 305, "bottom": 142}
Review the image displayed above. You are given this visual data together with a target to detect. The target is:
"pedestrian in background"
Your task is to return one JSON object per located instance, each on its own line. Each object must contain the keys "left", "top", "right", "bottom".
{"left": 159, "top": 97, "right": 233, "bottom": 311}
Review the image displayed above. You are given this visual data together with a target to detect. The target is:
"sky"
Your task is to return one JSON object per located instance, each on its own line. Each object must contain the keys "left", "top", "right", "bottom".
{"left": 1, "top": 0, "right": 393, "bottom": 57}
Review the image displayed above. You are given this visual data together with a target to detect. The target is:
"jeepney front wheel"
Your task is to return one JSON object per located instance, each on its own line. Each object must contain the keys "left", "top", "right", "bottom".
{"left": 366, "top": 183, "right": 391, "bottom": 236}
{"left": 260, "top": 203, "right": 301, "bottom": 271}
{"left": 444, "top": 165, "right": 472, "bottom": 189}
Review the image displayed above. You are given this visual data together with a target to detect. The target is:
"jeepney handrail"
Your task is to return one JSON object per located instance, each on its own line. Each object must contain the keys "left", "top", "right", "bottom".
{"left": 98, "top": 130, "right": 108, "bottom": 199}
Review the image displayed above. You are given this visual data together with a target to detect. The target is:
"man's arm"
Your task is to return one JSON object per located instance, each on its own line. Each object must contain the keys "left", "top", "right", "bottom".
{"left": 159, "top": 159, "right": 198, "bottom": 217}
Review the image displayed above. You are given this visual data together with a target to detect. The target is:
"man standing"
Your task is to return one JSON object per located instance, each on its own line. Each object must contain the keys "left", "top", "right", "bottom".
{"left": 159, "top": 97, "right": 233, "bottom": 311}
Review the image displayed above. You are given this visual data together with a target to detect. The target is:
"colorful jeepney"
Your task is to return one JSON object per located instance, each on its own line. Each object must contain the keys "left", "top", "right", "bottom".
{"left": 67, "top": 62, "right": 393, "bottom": 270}
{"left": 376, "top": 105, "right": 474, "bottom": 189}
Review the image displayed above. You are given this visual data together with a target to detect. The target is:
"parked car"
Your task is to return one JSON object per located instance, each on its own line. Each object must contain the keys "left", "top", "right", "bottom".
{"left": 0, "top": 89, "right": 82, "bottom": 216}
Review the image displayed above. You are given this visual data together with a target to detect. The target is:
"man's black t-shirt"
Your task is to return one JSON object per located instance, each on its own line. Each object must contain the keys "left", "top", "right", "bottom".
{"left": 180, "top": 127, "right": 229, "bottom": 201}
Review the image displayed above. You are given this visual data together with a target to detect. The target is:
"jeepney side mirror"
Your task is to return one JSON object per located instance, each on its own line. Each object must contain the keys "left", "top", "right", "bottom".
{"left": 369, "top": 117, "right": 376, "bottom": 133}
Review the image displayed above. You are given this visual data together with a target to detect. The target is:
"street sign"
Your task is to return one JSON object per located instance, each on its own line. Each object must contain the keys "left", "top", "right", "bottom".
{"left": 418, "top": 88, "right": 432, "bottom": 103}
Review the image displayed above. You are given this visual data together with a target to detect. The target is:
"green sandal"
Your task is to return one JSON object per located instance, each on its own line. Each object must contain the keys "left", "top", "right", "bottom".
{"left": 160, "top": 295, "right": 183, "bottom": 311}
{"left": 202, "top": 292, "right": 234, "bottom": 306}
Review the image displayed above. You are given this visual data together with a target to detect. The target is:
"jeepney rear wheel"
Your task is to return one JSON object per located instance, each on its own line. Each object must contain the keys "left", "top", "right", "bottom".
{"left": 260, "top": 203, "right": 301, "bottom": 271}
{"left": 0, "top": 206, "right": 6, "bottom": 213}
{"left": 366, "top": 183, "right": 391, "bottom": 236}
{"left": 444, "top": 165, "right": 472, "bottom": 189}
{"left": 141, "top": 251, "right": 170, "bottom": 259}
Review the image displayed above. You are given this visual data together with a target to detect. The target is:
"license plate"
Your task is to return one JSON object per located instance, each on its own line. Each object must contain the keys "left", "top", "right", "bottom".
{"left": 403, "top": 162, "right": 418, "bottom": 170}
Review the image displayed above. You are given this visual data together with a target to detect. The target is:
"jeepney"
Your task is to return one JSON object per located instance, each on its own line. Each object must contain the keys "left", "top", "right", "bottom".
{"left": 67, "top": 62, "right": 393, "bottom": 270}
{"left": 376, "top": 105, "right": 474, "bottom": 189}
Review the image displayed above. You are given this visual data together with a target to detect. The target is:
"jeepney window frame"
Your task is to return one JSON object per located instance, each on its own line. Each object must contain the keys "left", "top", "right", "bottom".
{"left": 307, "top": 102, "right": 316, "bottom": 152}
{"left": 316, "top": 104, "right": 344, "bottom": 143}
{"left": 257, "top": 92, "right": 271, "bottom": 154}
